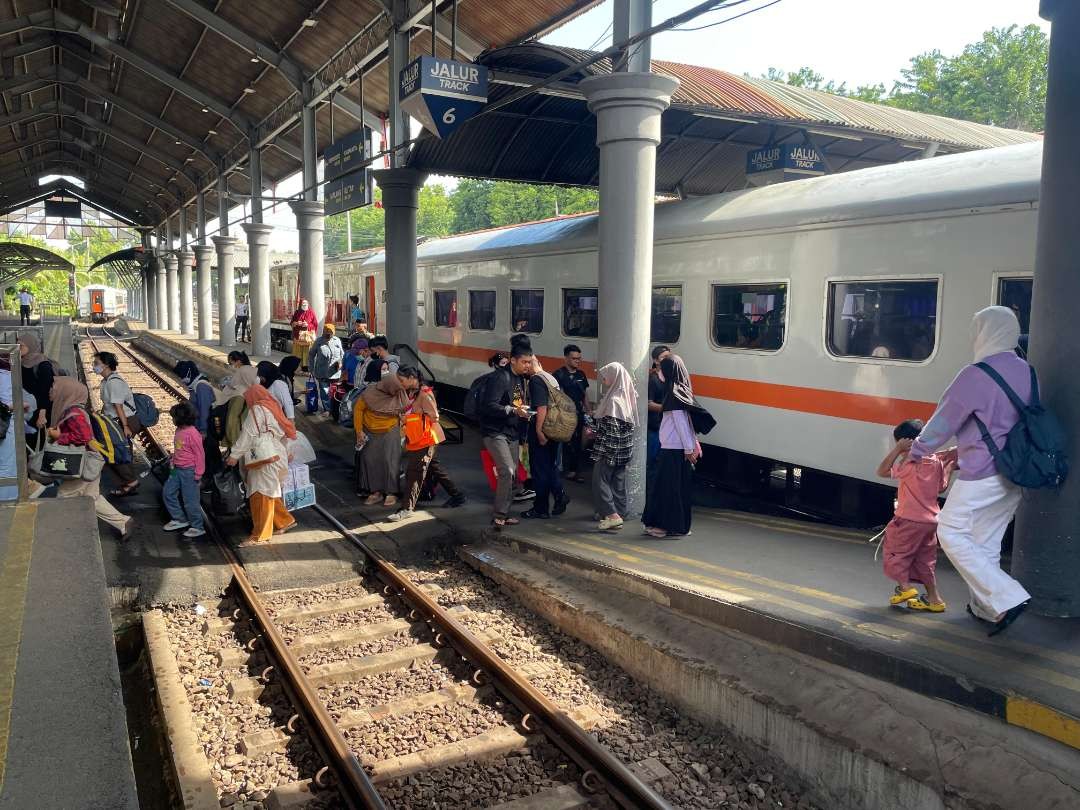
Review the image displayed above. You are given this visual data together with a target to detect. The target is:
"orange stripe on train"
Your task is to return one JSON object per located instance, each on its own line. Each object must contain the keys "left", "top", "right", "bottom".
{"left": 417, "top": 339, "right": 935, "bottom": 426}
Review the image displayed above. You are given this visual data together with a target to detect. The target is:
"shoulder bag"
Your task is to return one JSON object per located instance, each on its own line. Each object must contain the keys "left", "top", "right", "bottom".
{"left": 242, "top": 408, "right": 281, "bottom": 470}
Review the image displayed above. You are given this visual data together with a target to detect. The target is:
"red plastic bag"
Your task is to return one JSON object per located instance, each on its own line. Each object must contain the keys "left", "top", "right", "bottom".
{"left": 480, "top": 448, "right": 528, "bottom": 493}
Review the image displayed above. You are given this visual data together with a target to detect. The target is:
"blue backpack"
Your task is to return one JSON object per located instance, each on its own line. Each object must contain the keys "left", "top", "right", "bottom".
{"left": 133, "top": 392, "right": 159, "bottom": 427}
{"left": 972, "top": 363, "right": 1068, "bottom": 489}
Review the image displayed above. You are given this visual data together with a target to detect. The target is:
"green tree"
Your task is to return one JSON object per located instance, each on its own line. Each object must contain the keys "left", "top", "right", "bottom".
{"left": 762, "top": 24, "right": 1048, "bottom": 132}
{"left": 890, "top": 25, "right": 1048, "bottom": 130}
{"left": 418, "top": 184, "right": 453, "bottom": 238}
{"left": 452, "top": 180, "right": 598, "bottom": 230}
{"left": 449, "top": 178, "right": 495, "bottom": 233}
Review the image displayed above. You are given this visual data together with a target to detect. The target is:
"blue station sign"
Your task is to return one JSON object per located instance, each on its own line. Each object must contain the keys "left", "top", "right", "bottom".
{"left": 399, "top": 55, "right": 488, "bottom": 139}
{"left": 325, "top": 169, "right": 373, "bottom": 217}
{"left": 324, "top": 127, "right": 370, "bottom": 182}
{"left": 747, "top": 143, "right": 826, "bottom": 176}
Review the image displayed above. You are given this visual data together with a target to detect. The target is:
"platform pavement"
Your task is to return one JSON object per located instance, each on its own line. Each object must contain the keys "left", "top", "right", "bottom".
{"left": 0, "top": 499, "right": 138, "bottom": 809}
{"left": 298, "top": 418, "right": 1080, "bottom": 755}
{"left": 132, "top": 325, "right": 290, "bottom": 386}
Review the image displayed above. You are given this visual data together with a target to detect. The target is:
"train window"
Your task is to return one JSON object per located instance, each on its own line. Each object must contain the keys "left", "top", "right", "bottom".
{"left": 434, "top": 290, "right": 458, "bottom": 327}
{"left": 711, "top": 283, "right": 787, "bottom": 351}
{"left": 651, "top": 286, "right": 681, "bottom": 343}
{"left": 511, "top": 289, "right": 544, "bottom": 334}
{"left": 563, "top": 288, "right": 598, "bottom": 338}
{"left": 997, "top": 277, "right": 1032, "bottom": 335}
{"left": 469, "top": 290, "right": 497, "bottom": 331}
{"left": 827, "top": 280, "right": 938, "bottom": 361}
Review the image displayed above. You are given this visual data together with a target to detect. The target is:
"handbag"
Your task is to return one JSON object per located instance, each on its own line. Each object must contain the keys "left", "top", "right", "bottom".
{"left": 305, "top": 377, "right": 319, "bottom": 414}
{"left": 31, "top": 412, "right": 86, "bottom": 479}
{"left": 242, "top": 409, "right": 281, "bottom": 470}
{"left": 211, "top": 467, "right": 246, "bottom": 515}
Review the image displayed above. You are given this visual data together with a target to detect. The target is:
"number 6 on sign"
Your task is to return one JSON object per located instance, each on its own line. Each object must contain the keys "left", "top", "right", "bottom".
{"left": 442, "top": 108, "right": 456, "bottom": 125}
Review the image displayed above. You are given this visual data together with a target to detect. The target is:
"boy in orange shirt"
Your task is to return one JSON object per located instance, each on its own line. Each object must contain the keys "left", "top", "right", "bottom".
{"left": 876, "top": 419, "right": 957, "bottom": 612}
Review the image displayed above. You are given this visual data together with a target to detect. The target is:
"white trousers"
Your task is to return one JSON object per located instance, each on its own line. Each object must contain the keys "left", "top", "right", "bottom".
{"left": 58, "top": 475, "right": 130, "bottom": 534}
{"left": 936, "top": 475, "right": 1029, "bottom": 620}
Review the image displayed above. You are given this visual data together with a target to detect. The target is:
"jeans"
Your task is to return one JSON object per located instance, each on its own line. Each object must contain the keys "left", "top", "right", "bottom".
{"left": 592, "top": 458, "right": 628, "bottom": 518}
{"left": 482, "top": 435, "right": 519, "bottom": 519}
{"left": 19, "top": 305, "right": 30, "bottom": 325}
{"left": 163, "top": 466, "right": 204, "bottom": 530}
{"left": 235, "top": 316, "right": 249, "bottom": 342}
{"left": 527, "top": 433, "right": 564, "bottom": 515}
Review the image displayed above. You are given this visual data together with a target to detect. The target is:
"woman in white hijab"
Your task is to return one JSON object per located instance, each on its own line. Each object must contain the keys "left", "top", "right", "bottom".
{"left": 907, "top": 306, "right": 1033, "bottom": 636}
{"left": 590, "top": 362, "right": 637, "bottom": 530}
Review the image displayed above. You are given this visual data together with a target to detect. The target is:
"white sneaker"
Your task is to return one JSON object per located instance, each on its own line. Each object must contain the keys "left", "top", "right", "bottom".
{"left": 163, "top": 520, "right": 189, "bottom": 532}
{"left": 598, "top": 516, "right": 624, "bottom": 531}
{"left": 385, "top": 509, "right": 412, "bottom": 523}
{"left": 182, "top": 527, "right": 206, "bottom": 540}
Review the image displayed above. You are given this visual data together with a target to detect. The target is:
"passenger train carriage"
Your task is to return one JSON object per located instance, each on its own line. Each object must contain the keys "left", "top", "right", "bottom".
{"left": 78, "top": 285, "right": 128, "bottom": 322}
{"left": 272, "top": 142, "right": 1041, "bottom": 520}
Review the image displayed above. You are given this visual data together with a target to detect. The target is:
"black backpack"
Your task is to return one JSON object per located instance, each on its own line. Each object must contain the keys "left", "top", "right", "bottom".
{"left": 972, "top": 363, "right": 1068, "bottom": 489}
{"left": 464, "top": 370, "right": 499, "bottom": 421}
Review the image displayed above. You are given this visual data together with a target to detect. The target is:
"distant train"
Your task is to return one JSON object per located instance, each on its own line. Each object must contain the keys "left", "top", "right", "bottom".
{"left": 271, "top": 142, "right": 1042, "bottom": 521}
{"left": 79, "top": 285, "right": 128, "bottom": 322}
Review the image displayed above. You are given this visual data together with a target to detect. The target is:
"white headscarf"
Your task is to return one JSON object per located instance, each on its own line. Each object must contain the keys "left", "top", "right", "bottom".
{"left": 595, "top": 362, "right": 637, "bottom": 425}
{"left": 972, "top": 306, "right": 1020, "bottom": 362}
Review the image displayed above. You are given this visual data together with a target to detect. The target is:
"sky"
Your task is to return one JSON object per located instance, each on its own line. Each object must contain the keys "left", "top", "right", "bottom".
{"left": 36, "top": 0, "right": 1051, "bottom": 253}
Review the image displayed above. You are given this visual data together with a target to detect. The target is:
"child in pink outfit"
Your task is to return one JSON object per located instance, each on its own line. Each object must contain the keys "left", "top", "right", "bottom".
{"left": 875, "top": 419, "right": 957, "bottom": 612}
{"left": 162, "top": 401, "right": 206, "bottom": 539}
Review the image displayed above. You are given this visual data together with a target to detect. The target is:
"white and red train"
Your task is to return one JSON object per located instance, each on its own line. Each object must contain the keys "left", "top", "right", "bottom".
{"left": 271, "top": 142, "right": 1041, "bottom": 519}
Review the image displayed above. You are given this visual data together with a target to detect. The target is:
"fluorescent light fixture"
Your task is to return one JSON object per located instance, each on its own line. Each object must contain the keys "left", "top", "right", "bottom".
{"left": 207, "top": 129, "right": 217, "bottom": 135}
{"left": 250, "top": 56, "right": 260, "bottom": 63}
{"left": 175, "top": 139, "right": 182, "bottom": 145}
{"left": 243, "top": 86, "right": 256, "bottom": 94}
{"left": 899, "top": 142, "right": 927, "bottom": 150}
{"left": 201, "top": 106, "right": 209, "bottom": 113}
{"left": 301, "top": 17, "right": 318, "bottom": 27}
{"left": 696, "top": 112, "right": 758, "bottom": 125}
{"left": 805, "top": 127, "right": 864, "bottom": 142}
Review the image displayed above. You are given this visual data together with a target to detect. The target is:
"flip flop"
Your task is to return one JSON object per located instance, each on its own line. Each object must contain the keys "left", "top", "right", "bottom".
{"left": 988, "top": 601, "right": 1029, "bottom": 637}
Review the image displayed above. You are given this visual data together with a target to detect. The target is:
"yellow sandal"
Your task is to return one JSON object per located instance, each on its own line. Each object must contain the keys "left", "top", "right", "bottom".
{"left": 889, "top": 586, "right": 920, "bottom": 606}
{"left": 907, "top": 596, "right": 947, "bottom": 613}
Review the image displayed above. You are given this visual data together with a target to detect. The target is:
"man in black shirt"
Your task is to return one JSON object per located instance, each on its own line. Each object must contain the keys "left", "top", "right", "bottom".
{"left": 647, "top": 345, "right": 671, "bottom": 470}
{"left": 479, "top": 345, "right": 533, "bottom": 526}
{"left": 552, "top": 344, "right": 590, "bottom": 482}
{"left": 521, "top": 358, "right": 570, "bottom": 519}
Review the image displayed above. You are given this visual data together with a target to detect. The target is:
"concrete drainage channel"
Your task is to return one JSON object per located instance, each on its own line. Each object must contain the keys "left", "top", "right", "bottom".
{"left": 459, "top": 537, "right": 1080, "bottom": 810}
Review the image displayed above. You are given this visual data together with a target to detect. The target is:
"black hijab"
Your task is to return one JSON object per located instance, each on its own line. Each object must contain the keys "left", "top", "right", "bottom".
{"left": 660, "top": 355, "right": 716, "bottom": 434}
{"left": 257, "top": 360, "right": 282, "bottom": 387}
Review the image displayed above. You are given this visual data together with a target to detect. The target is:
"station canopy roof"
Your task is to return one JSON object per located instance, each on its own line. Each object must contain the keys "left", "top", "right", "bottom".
{"left": 0, "top": 239, "right": 73, "bottom": 286}
{"left": 0, "top": 0, "right": 601, "bottom": 225}
{"left": 406, "top": 44, "right": 1041, "bottom": 196}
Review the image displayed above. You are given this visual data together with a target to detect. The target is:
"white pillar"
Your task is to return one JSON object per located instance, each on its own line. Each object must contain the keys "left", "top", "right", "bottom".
{"left": 373, "top": 168, "right": 427, "bottom": 351}
{"left": 214, "top": 236, "right": 237, "bottom": 348}
{"left": 290, "top": 200, "right": 325, "bottom": 329}
{"left": 242, "top": 223, "right": 273, "bottom": 357}
{"left": 179, "top": 249, "right": 195, "bottom": 335}
{"left": 165, "top": 252, "right": 180, "bottom": 331}
{"left": 581, "top": 71, "right": 678, "bottom": 516}
{"left": 155, "top": 254, "right": 168, "bottom": 332}
{"left": 146, "top": 269, "right": 158, "bottom": 328}
{"left": 194, "top": 244, "right": 214, "bottom": 340}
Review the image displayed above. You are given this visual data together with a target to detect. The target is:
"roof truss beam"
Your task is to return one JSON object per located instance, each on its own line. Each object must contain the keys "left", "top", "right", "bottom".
{"left": 50, "top": 9, "right": 257, "bottom": 136}
{"left": 161, "top": 0, "right": 305, "bottom": 89}
{"left": 2, "top": 34, "right": 56, "bottom": 60}
{"left": 0, "top": 173, "right": 149, "bottom": 223}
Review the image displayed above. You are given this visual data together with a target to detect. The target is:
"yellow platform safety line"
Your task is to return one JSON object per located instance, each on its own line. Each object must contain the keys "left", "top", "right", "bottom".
{"left": 0, "top": 503, "right": 37, "bottom": 796}
{"left": 1006, "top": 696, "right": 1080, "bottom": 750}
{"left": 701, "top": 509, "right": 868, "bottom": 545}
{"left": 549, "top": 535, "right": 1080, "bottom": 696}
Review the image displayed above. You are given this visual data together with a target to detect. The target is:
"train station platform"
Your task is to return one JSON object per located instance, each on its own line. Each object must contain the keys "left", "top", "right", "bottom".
{"left": 0, "top": 499, "right": 138, "bottom": 809}
{"left": 130, "top": 326, "right": 289, "bottom": 385}
{"left": 0, "top": 316, "right": 77, "bottom": 377}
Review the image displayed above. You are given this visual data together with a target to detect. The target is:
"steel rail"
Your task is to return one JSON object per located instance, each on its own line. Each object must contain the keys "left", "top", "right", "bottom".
{"left": 81, "top": 327, "right": 388, "bottom": 810}
{"left": 313, "top": 504, "right": 673, "bottom": 810}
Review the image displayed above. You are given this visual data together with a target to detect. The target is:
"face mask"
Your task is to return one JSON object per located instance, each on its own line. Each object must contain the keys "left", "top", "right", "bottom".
{"left": 93, "top": 364, "right": 104, "bottom": 375}
{"left": 301, "top": 304, "right": 308, "bottom": 310}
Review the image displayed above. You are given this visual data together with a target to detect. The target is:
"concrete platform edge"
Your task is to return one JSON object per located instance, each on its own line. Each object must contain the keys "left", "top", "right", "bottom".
{"left": 459, "top": 542, "right": 1080, "bottom": 810}
{"left": 143, "top": 610, "right": 219, "bottom": 810}
{"left": 486, "top": 531, "right": 1080, "bottom": 753}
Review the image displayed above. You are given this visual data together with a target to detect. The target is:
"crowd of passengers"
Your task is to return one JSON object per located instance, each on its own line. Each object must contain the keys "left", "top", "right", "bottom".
{"left": 0, "top": 302, "right": 1043, "bottom": 637}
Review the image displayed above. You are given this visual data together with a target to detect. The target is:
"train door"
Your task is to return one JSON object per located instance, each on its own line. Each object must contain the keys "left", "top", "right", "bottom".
{"left": 365, "top": 275, "right": 377, "bottom": 333}
{"left": 90, "top": 289, "right": 105, "bottom": 322}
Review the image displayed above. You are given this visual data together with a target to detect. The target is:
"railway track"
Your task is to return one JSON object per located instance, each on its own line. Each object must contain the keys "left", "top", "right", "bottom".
{"left": 77, "top": 325, "right": 672, "bottom": 810}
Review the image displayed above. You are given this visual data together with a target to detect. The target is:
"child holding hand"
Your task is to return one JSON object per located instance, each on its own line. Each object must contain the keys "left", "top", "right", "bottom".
{"left": 875, "top": 419, "right": 957, "bottom": 612}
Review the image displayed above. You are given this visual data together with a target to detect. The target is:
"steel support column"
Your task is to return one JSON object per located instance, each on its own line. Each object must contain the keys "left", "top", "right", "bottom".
{"left": 165, "top": 251, "right": 180, "bottom": 331}
{"left": 194, "top": 244, "right": 214, "bottom": 340}
{"left": 301, "top": 91, "right": 318, "bottom": 202}
{"left": 581, "top": 72, "right": 678, "bottom": 517}
{"left": 214, "top": 236, "right": 237, "bottom": 347}
{"left": 243, "top": 223, "right": 273, "bottom": 357}
{"left": 290, "top": 201, "right": 325, "bottom": 329}
{"left": 1013, "top": 0, "right": 1080, "bottom": 617}
{"left": 613, "top": 0, "right": 652, "bottom": 73}
{"left": 373, "top": 168, "right": 426, "bottom": 351}
{"left": 389, "top": 6, "right": 410, "bottom": 169}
